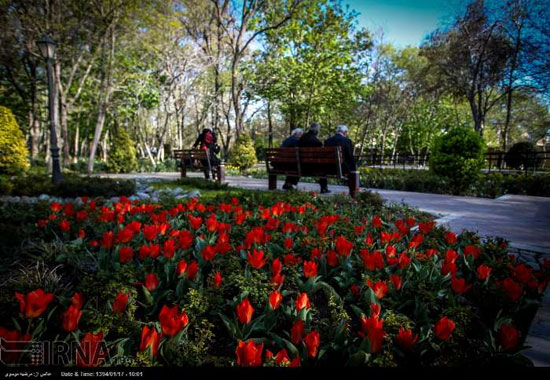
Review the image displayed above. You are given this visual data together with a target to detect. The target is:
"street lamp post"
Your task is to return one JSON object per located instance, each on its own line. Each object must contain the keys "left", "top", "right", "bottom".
{"left": 37, "top": 34, "right": 62, "bottom": 185}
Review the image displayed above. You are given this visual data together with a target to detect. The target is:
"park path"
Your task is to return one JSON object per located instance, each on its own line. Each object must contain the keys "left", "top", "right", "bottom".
{"left": 93, "top": 171, "right": 550, "bottom": 365}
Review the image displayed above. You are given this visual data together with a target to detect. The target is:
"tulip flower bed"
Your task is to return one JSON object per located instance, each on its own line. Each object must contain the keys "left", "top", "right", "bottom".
{"left": 1, "top": 190, "right": 549, "bottom": 368}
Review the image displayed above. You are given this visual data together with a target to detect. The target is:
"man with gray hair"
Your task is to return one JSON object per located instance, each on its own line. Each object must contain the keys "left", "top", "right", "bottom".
{"left": 324, "top": 124, "right": 358, "bottom": 196}
{"left": 281, "top": 128, "right": 303, "bottom": 148}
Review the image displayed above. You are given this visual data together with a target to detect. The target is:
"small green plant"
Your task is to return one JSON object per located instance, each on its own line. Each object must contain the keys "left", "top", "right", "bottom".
{"left": 106, "top": 127, "right": 138, "bottom": 173}
{"left": 504, "top": 142, "right": 540, "bottom": 170}
{"left": 430, "top": 126, "right": 485, "bottom": 194}
{"left": 0, "top": 106, "right": 29, "bottom": 175}
{"left": 229, "top": 134, "right": 258, "bottom": 173}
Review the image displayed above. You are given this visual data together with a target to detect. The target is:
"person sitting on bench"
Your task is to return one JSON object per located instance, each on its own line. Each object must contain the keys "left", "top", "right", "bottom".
{"left": 192, "top": 128, "right": 221, "bottom": 180}
{"left": 281, "top": 128, "right": 303, "bottom": 190}
{"left": 297, "top": 123, "right": 330, "bottom": 194}
{"left": 324, "top": 124, "right": 357, "bottom": 195}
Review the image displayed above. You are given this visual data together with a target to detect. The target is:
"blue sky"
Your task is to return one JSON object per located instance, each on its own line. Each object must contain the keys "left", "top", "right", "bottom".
{"left": 344, "top": 0, "right": 465, "bottom": 47}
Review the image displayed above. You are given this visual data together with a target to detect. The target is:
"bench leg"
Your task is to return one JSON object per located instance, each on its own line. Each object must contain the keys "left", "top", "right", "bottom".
{"left": 268, "top": 174, "right": 277, "bottom": 190}
{"left": 180, "top": 165, "right": 187, "bottom": 179}
{"left": 217, "top": 165, "right": 226, "bottom": 184}
{"left": 348, "top": 171, "right": 359, "bottom": 198}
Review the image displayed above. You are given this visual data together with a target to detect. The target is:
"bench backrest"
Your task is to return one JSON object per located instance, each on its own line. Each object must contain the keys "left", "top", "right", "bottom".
{"left": 265, "top": 147, "right": 343, "bottom": 178}
{"left": 173, "top": 149, "right": 210, "bottom": 169}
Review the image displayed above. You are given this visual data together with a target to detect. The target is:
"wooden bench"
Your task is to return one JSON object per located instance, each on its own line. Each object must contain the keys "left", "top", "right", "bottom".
{"left": 173, "top": 149, "right": 225, "bottom": 183}
{"left": 265, "top": 147, "right": 360, "bottom": 197}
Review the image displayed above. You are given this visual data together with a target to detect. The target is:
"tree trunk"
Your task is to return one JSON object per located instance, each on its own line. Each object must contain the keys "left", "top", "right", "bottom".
{"left": 267, "top": 101, "right": 273, "bottom": 148}
{"left": 73, "top": 124, "right": 79, "bottom": 163}
{"left": 88, "top": 22, "right": 116, "bottom": 173}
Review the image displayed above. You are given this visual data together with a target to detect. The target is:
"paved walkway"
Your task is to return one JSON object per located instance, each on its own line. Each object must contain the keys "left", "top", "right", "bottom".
{"left": 94, "top": 171, "right": 550, "bottom": 365}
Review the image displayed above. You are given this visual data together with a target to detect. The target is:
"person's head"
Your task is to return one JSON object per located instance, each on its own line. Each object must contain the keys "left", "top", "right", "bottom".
{"left": 336, "top": 125, "right": 348, "bottom": 136}
{"left": 292, "top": 128, "right": 303, "bottom": 137}
{"left": 309, "top": 123, "right": 320, "bottom": 135}
{"left": 202, "top": 128, "right": 211, "bottom": 135}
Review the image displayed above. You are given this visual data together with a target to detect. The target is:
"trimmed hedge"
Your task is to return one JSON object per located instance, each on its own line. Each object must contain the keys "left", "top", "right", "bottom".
{"left": 359, "top": 168, "right": 550, "bottom": 198}
{"left": 0, "top": 174, "right": 136, "bottom": 198}
{"left": 0, "top": 106, "right": 29, "bottom": 175}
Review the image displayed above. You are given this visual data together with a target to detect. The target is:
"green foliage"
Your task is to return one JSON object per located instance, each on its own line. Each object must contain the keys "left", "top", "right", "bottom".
{"left": 504, "top": 142, "right": 540, "bottom": 170}
{"left": 0, "top": 174, "right": 136, "bottom": 197}
{"left": 106, "top": 127, "right": 138, "bottom": 173}
{"left": 359, "top": 168, "right": 550, "bottom": 197}
{"left": 229, "top": 134, "right": 258, "bottom": 173}
{"left": 429, "top": 126, "right": 486, "bottom": 194}
{"left": 0, "top": 106, "right": 29, "bottom": 175}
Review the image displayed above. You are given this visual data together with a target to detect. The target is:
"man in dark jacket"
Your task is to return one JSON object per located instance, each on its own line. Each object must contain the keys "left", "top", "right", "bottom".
{"left": 281, "top": 128, "right": 303, "bottom": 148}
{"left": 297, "top": 123, "right": 330, "bottom": 193}
{"left": 281, "top": 128, "right": 303, "bottom": 190}
{"left": 324, "top": 125, "right": 358, "bottom": 196}
{"left": 324, "top": 125, "right": 356, "bottom": 173}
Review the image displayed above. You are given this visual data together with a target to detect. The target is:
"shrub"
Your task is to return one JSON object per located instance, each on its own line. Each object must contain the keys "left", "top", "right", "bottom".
{"left": 504, "top": 142, "right": 540, "bottom": 170}
{"left": 106, "top": 127, "right": 138, "bottom": 173}
{"left": 0, "top": 174, "right": 136, "bottom": 198}
{"left": 229, "top": 134, "right": 257, "bottom": 173}
{"left": 430, "top": 126, "right": 485, "bottom": 194}
{"left": 0, "top": 106, "right": 29, "bottom": 175}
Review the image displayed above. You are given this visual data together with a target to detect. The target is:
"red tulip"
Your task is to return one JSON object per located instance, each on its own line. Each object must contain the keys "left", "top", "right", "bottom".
{"left": 159, "top": 305, "right": 189, "bottom": 337}
{"left": 213, "top": 272, "right": 223, "bottom": 288}
{"left": 112, "top": 293, "right": 129, "bottom": 314}
{"left": 477, "top": 264, "right": 492, "bottom": 281}
{"left": 186, "top": 261, "right": 199, "bottom": 281}
{"left": 359, "top": 314, "right": 385, "bottom": 353}
{"left": 451, "top": 276, "right": 472, "bottom": 294}
{"left": 76, "top": 331, "right": 106, "bottom": 367}
{"left": 291, "top": 319, "right": 305, "bottom": 344}
{"left": 177, "top": 230, "right": 194, "bottom": 250}
{"left": 326, "top": 249, "right": 338, "bottom": 267}
{"left": 118, "top": 247, "right": 134, "bottom": 263}
{"left": 371, "top": 216, "right": 382, "bottom": 228}
{"left": 303, "top": 260, "right": 318, "bottom": 278}
{"left": 271, "top": 258, "right": 282, "bottom": 276}
{"left": 335, "top": 235, "right": 353, "bottom": 257}
{"left": 389, "top": 275, "right": 402, "bottom": 290}
{"left": 201, "top": 245, "right": 216, "bottom": 261}
{"left": 235, "top": 339, "right": 263, "bottom": 367}
{"left": 71, "top": 292, "right": 84, "bottom": 308}
{"left": 176, "top": 260, "right": 187, "bottom": 277}
{"left": 163, "top": 239, "right": 176, "bottom": 259}
{"left": 500, "top": 277, "right": 523, "bottom": 301}
{"left": 100, "top": 231, "right": 114, "bottom": 249}
{"left": 444, "top": 231, "right": 457, "bottom": 245}
{"left": 15, "top": 289, "right": 54, "bottom": 318}
{"left": 247, "top": 249, "right": 267, "bottom": 269}
{"left": 434, "top": 316, "right": 455, "bottom": 340}
{"left": 62, "top": 304, "right": 82, "bottom": 332}
{"left": 269, "top": 291, "right": 283, "bottom": 310}
{"left": 284, "top": 237, "right": 293, "bottom": 250}
{"left": 271, "top": 273, "right": 285, "bottom": 289}
{"left": 0, "top": 328, "right": 31, "bottom": 363}
{"left": 140, "top": 326, "right": 161, "bottom": 358}
{"left": 396, "top": 328, "right": 418, "bottom": 350}
{"left": 418, "top": 221, "right": 436, "bottom": 234}
{"left": 143, "top": 225, "right": 158, "bottom": 241}
{"left": 464, "top": 245, "right": 480, "bottom": 260}
{"left": 371, "top": 281, "right": 388, "bottom": 299}
{"left": 236, "top": 298, "right": 254, "bottom": 324}
{"left": 295, "top": 292, "right": 310, "bottom": 311}
{"left": 304, "top": 330, "right": 321, "bottom": 358}
{"left": 145, "top": 273, "right": 159, "bottom": 291}
{"left": 498, "top": 324, "right": 520, "bottom": 350}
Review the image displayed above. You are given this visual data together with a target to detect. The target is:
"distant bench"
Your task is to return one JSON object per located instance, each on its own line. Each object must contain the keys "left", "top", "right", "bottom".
{"left": 265, "top": 147, "right": 359, "bottom": 197}
{"left": 173, "top": 149, "right": 225, "bottom": 183}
